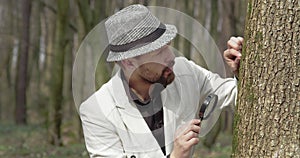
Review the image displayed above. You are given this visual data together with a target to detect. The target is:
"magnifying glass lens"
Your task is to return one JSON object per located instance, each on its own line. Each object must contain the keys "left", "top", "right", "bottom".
{"left": 199, "top": 94, "right": 218, "bottom": 120}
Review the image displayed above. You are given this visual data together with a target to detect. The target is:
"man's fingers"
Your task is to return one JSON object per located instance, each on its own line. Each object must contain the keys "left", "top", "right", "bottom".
{"left": 231, "top": 36, "right": 244, "bottom": 45}
{"left": 235, "top": 56, "right": 241, "bottom": 64}
{"left": 182, "top": 119, "right": 201, "bottom": 135}
{"left": 237, "top": 36, "right": 244, "bottom": 43}
{"left": 186, "top": 137, "right": 199, "bottom": 147}
{"left": 183, "top": 131, "right": 199, "bottom": 141}
{"left": 181, "top": 119, "right": 201, "bottom": 141}
{"left": 224, "top": 36, "right": 243, "bottom": 76}
{"left": 183, "top": 124, "right": 201, "bottom": 135}
{"left": 228, "top": 36, "right": 244, "bottom": 50}
{"left": 227, "top": 39, "right": 242, "bottom": 50}
{"left": 172, "top": 119, "right": 201, "bottom": 156}
{"left": 224, "top": 49, "right": 241, "bottom": 61}
{"left": 229, "top": 61, "right": 239, "bottom": 71}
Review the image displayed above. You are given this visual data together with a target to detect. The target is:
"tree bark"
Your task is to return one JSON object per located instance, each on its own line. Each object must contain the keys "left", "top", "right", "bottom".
{"left": 232, "top": 0, "right": 299, "bottom": 157}
{"left": 48, "top": 0, "right": 69, "bottom": 146}
{"left": 15, "top": 0, "right": 31, "bottom": 125}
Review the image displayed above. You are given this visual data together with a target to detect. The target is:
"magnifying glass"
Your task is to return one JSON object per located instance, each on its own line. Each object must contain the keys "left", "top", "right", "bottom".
{"left": 197, "top": 94, "right": 220, "bottom": 137}
{"left": 199, "top": 94, "right": 218, "bottom": 121}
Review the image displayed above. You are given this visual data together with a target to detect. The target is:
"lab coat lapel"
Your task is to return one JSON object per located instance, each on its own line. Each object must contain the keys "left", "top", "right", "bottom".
{"left": 111, "top": 70, "right": 164, "bottom": 155}
{"left": 111, "top": 70, "right": 152, "bottom": 134}
{"left": 161, "top": 79, "right": 182, "bottom": 155}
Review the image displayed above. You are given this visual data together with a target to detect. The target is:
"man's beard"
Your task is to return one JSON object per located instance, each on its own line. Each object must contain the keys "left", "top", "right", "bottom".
{"left": 155, "top": 67, "right": 175, "bottom": 87}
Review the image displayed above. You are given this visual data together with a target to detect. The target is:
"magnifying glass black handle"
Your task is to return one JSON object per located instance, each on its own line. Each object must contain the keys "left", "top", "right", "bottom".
{"left": 199, "top": 106, "right": 206, "bottom": 121}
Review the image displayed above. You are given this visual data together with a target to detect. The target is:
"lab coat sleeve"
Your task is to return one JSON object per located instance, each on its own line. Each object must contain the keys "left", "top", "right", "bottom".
{"left": 185, "top": 58, "right": 237, "bottom": 110}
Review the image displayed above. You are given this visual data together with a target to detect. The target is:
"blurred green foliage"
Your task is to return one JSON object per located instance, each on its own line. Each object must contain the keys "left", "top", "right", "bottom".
{"left": 0, "top": 124, "right": 87, "bottom": 158}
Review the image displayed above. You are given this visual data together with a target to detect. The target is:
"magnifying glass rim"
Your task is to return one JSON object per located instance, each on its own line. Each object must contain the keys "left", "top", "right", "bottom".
{"left": 199, "top": 94, "right": 218, "bottom": 120}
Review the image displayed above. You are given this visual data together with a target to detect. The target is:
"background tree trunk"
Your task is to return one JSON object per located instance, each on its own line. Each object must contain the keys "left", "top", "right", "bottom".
{"left": 48, "top": 0, "right": 69, "bottom": 146}
{"left": 15, "top": 0, "right": 31, "bottom": 125}
{"left": 40, "top": 0, "right": 56, "bottom": 125}
{"left": 232, "top": 0, "right": 299, "bottom": 157}
{"left": 0, "top": 0, "right": 15, "bottom": 122}
{"left": 27, "top": 0, "right": 42, "bottom": 124}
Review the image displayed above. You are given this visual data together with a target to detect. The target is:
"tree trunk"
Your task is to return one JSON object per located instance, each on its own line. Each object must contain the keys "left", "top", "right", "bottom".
{"left": 232, "top": 0, "right": 299, "bottom": 157}
{"left": 15, "top": 0, "right": 31, "bottom": 125}
{"left": 40, "top": 0, "right": 56, "bottom": 125}
{"left": 48, "top": 0, "right": 69, "bottom": 146}
{"left": 0, "top": 0, "right": 15, "bottom": 122}
{"left": 182, "top": 0, "right": 193, "bottom": 59}
{"left": 27, "top": 0, "right": 42, "bottom": 124}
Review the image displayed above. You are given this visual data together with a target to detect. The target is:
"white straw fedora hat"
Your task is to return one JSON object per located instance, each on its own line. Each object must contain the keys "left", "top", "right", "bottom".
{"left": 105, "top": 4, "right": 177, "bottom": 62}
